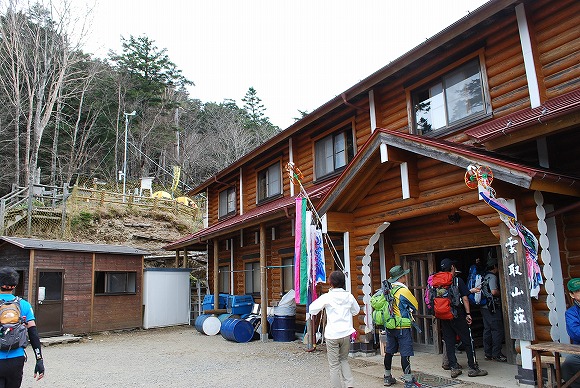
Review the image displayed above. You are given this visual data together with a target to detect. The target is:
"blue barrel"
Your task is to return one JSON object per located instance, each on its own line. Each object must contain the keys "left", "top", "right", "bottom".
{"left": 271, "top": 315, "right": 295, "bottom": 342}
{"left": 195, "top": 314, "right": 221, "bottom": 336}
{"left": 220, "top": 318, "right": 254, "bottom": 343}
{"left": 218, "top": 313, "right": 239, "bottom": 323}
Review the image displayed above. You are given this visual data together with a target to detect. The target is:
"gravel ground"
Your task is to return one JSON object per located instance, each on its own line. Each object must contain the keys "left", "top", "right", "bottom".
{"left": 21, "top": 325, "right": 384, "bottom": 388}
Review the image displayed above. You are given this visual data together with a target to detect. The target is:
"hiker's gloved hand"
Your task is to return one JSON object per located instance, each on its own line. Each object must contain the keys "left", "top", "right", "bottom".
{"left": 34, "top": 359, "right": 44, "bottom": 380}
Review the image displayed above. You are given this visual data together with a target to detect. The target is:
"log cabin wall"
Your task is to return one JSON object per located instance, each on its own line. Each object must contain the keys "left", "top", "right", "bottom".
{"left": 530, "top": 0, "right": 580, "bottom": 98}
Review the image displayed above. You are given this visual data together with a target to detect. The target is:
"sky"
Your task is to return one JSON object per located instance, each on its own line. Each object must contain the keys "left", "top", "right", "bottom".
{"left": 78, "top": 0, "right": 491, "bottom": 129}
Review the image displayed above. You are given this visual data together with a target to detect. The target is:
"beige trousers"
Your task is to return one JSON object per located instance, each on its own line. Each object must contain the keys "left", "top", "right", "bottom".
{"left": 326, "top": 335, "right": 354, "bottom": 388}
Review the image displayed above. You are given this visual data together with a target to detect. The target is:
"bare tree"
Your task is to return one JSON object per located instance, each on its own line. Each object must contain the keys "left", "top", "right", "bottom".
{"left": 0, "top": 0, "right": 90, "bottom": 187}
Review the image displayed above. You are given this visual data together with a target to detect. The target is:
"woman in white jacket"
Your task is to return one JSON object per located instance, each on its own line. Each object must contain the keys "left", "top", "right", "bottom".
{"left": 309, "top": 271, "right": 360, "bottom": 388}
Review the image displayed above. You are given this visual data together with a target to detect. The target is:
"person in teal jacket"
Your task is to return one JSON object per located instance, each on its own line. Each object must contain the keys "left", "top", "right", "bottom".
{"left": 383, "top": 265, "right": 419, "bottom": 388}
{"left": 562, "top": 278, "right": 580, "bottom": 388}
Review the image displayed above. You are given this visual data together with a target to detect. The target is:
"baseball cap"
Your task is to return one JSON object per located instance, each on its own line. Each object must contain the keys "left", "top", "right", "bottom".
{"left": 440, "top": 258, "right": 458, "bottom": 271}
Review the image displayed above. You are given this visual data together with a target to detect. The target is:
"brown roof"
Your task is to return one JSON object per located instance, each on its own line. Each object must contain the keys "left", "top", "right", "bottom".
{"left": 165, "top": 180, "right": 335, "bottom": 250}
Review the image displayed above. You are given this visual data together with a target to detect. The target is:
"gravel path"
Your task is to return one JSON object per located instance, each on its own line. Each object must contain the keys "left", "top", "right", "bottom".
{"left": 21, "top": 325, "right": 511, "bottom": 388}
{"left": 21, "top": 325, "right": 384, "bottom": 388}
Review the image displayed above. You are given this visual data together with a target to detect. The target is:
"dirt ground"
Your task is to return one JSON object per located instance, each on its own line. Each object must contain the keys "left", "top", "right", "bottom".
{"left": 21, "top": 325, "right": 383, "bottom": 388}
{"left": 21, "top": 325, "right": 513, "bottom": 388}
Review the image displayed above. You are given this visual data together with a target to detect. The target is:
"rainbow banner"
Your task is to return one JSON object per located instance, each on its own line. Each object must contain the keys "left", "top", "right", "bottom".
{"left": 294, "top": 198, "right": 304, "bottom": 303}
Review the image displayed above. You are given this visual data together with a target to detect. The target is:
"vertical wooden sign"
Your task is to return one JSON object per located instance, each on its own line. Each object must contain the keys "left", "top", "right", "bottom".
{"left": 499, "top": 223, "right": 535, "bottom": 341}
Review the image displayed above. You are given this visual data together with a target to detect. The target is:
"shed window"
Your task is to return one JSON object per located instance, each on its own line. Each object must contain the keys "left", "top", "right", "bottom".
{"left": 95, "top": 271, "right": 136, "bottom": 294}
{"left": 413, "top": 58, "right": 487, "bottom": 136}
{"left": 218, "top": 187, "right": 236, "bottom": 218}
{"left": 257, "top": 162, "right": 282, "bottom": 202}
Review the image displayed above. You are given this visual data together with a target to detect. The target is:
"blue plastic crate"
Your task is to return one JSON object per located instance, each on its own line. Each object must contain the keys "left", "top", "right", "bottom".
{"left": 202, "top": 294, "right": 227, "bottom": 311}
{"left": 228, "top": 295, "right": 254, "bottom": 315}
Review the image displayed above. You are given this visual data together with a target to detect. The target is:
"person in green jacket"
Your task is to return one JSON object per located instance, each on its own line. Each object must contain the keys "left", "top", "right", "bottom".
{"left": 383, "top": 265, "right": 419, "bottom": 387}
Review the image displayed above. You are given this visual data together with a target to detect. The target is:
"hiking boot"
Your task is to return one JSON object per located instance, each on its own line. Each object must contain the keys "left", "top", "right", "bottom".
{"left": 404, "top": 377, "right": 417, "bottom": 388}
{"left": 450, "top": 368, "right": 462, "bottom": 378}
{"left": 442, "top": 362, "right": 463, "bottom": 370}
{"left": 484, "top": 354, "right": 492, "bottom": 361}
{"left": 384, "top": 375, "right": 397, "bottom": 386}
{"left": 492, "top": 354, "right": 507, "bottom": 362}
{"left": 468, "top": 367, "right": 488, "bottom": 377}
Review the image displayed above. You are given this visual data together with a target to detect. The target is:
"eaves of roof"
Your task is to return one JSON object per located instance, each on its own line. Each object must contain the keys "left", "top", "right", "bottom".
{"left": 165, "top": 180, "right": 336, "bottom": 250}
{"left": 318, "top": 128, "right": 580, "bottom": 214}
{"left": 187, "top": 0, "right": 519, "bottom": 196}
{"left": 0, "top": 236, "right": 149, "bottom": 256}
{"left": 465, "top": 89, "right": 580, "bottom": 142}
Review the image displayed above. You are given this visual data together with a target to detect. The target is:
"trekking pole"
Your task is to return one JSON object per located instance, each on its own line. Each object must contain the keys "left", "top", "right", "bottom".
{"left": 467, "top": 324, "right": 477, "bottom": 365}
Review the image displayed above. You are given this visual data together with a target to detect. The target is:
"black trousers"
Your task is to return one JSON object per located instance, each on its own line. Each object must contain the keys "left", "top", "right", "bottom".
{"left": 480, "top": 306, "right": 504, "bottom": 357}
{"left": 441, "top": 316, "right": 477, "bottom": 370}
{"left": 0, "top": 356, "right": 25, "bottom": 388}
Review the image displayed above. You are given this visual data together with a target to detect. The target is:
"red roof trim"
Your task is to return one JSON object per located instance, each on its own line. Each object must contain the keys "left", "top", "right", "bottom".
{"left": 165, "top": 180, "right": 335, "bottom": 250}
{"left": 465, "top": 90, "right": 580, "bottom": 142}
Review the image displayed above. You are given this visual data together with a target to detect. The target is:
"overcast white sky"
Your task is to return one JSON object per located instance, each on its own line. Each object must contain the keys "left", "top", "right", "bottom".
{"left": 80, "top": 0, "right": 490, "bottom": 129}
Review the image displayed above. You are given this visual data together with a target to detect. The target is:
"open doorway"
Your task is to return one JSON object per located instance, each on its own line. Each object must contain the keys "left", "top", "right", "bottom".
{"left": 402, "top": 245, "right": 512, "bottom": 363}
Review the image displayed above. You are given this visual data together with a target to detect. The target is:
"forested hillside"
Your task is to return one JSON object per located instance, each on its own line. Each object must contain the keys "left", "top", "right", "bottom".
{"left": 0, "top": 0, "right": 281, "bottom": 197}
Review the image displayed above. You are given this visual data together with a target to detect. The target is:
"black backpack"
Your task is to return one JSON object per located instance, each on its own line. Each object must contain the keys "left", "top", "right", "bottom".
{"left": 0, "top": 297, "right": 28, "bottom": 351}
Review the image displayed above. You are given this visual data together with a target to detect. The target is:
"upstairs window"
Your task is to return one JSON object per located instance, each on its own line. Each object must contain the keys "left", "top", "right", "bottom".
{"left": 218, "top": 187, "right": 236, "bottom": 218}
{"left": 412, "top": 58, "right": 488, "bottom": 136}
{"left": 257, "top": 162, "right": 282, "bottom": 203}
{"left": 315, "top": 128, "right": 354, "bottom": 179}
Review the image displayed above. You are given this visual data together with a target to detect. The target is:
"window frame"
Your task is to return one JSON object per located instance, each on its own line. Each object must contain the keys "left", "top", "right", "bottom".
{"left": 281, "top": 256, "right": 295, "bottom": 294}
{"left": 244, "top": 261, "right": 261, "bottom": 295}
{"left": 218, "top": 264, "right": 230, "bottom": 294}
{"left": 94, "top": 271, "right": 137, "bottom": 295}
{"left": 406, "top": 50, "right": 492, "bottom": 138}
{"left": 218, "top": 187, "right": 236, "bottom": 219}
{"left": 313, "top": 119, "right": 355, "bottom": 181}
{"left": 257, "top": 161, "right": 283, "bottom": 204}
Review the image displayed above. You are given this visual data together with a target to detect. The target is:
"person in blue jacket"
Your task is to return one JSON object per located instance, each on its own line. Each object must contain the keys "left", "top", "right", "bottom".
{"left": 0, "top": 267, "right": 44, "bottom": 387}
{"left": 562, "top": 278, "right": 580, "bottom": 388}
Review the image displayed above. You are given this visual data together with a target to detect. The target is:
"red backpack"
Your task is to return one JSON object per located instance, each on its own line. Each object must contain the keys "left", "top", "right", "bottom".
{"left": 425, "top": 272, "right": 458, "bottom": 320}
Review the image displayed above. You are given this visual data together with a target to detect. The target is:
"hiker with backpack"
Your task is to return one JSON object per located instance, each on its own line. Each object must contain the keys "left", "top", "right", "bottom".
{"left": 0, "top": 267, "right": 45, "bottom": 387}
{"left": 308, "top": 270, "right": 359, "bottom": 388}
{"left": 431, "top": 258, "right": 487, "bottom": 379}
{"left": 561, "top": 278, "right": 580, "bottom": 388}
{"left": 381, "top": 265, "right": 419, "bottom": 388}
{"left": 480, "top": 256, "right": 507, "bottom": 362}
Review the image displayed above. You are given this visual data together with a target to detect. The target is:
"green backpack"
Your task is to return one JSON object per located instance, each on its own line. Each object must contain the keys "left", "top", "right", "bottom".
{"left": 370, "top": 285, "right": 402, "bottom": 329}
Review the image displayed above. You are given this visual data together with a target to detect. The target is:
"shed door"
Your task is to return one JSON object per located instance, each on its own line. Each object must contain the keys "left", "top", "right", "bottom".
{"left": 35, "top": 270, "right": 64, "bottom": 337}
{"left": 401, "top": 254, "right": 439, "bottom": 353}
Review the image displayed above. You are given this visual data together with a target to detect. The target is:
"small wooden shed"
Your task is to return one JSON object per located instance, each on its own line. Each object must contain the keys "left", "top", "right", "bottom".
{"left": 0, "top": 236, "right": 148, "bottom": 336}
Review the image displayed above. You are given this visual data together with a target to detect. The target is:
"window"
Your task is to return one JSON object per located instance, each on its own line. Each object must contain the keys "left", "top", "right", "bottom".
{"left": 413, "top": 58, "right": 487, "bottom": 136}
{"left": 218, "top": 265, "right": 230, "bottom": 294}
{"left": 257, "top": 162, "right": 282, "bottom": 202}
{"left": 315, "top": 128, "right": 354, "bottom": 179}
{"left": 218, "top": 187, "right": 236, "bottom": 218}
{"left": 281, "top": 257, "right": 294, "bottom": 294}
{"left": 95, "top": 271, "right": 136, "bottom": 294}
{"left": 245, "top": 262, "right": 260, "bottom": 294}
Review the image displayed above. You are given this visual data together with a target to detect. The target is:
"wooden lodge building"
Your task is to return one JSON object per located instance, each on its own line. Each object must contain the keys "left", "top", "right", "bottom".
{"left": 165, "top": 0, "right": 580, "bottom": 384}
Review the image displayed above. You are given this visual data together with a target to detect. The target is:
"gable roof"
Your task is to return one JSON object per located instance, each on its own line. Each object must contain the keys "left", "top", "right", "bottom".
{"left": 318, "top": 128, "right": 580, "bottom": 214}
{"left": 165, "top": 180, "right": 335, "bottom": 250}
{"left": 0, "top": 236, "right": 149, "bottom": 256}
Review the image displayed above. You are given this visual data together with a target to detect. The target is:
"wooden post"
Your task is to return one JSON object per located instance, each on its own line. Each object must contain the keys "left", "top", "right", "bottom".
{"left": 183, "top": 248, "right": 188, "bottom": 268}
{"left": 175, "top": 250, "right": 179, "bottom": 268}
{"left": 213, "top": 239, "right": 219, "bottom": 310}
{"left": 260, "top": 223, "right": 268, "bottom": 340}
